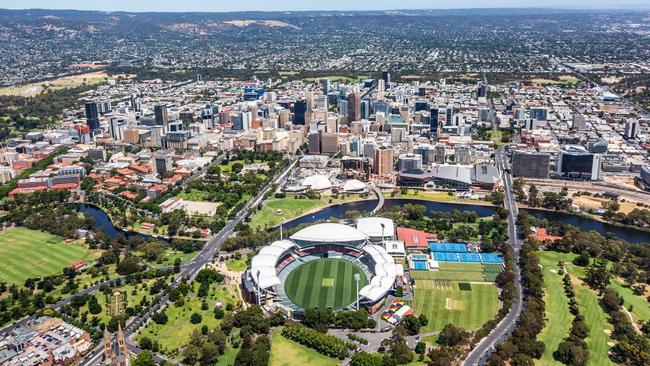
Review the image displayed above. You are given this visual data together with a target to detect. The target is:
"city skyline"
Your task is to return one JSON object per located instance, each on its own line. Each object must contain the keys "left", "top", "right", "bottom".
{"left": 0, "top": 0, "right": 648, "bottom": 12}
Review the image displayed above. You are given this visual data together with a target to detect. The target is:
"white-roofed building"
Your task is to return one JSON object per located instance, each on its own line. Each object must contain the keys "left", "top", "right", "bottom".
{"left": 301, "top": 174, "right": 332, "bottom": 191}
{"left": 356, "top": 217, "right": 395, "bottom": 242}
{"left": 290, "top": 222, "right": 368, "bottom": 247}
{"left": 342, "top": 179, "right": 367, "bottom": 193}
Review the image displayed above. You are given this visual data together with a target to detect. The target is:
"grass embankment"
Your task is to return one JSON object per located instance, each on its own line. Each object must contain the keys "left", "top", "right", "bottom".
{"left": 395, "top": 189, "right": 491, "bottom": 206}
{"left": 0, "top": 227, "right": 99, "bottom": 284}
{"left": 269, "top": 332, "right": 338, "bottom": 366}
{"left": 247, "top": 195, "right": 363, "bottom": 230}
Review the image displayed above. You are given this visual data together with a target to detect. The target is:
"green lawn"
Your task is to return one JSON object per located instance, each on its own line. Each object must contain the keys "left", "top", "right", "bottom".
{"left": 270, "top": 332, "right": 338, "bottom": 366}
{"left": 145, "top": 249, "right": 197, "bottom": 268}
{"left": 410, "top": 263, "right": 487, "bottom": 283}
{"left": 248, "top": 197, "right": 328, "bottom": 229}
{"left": 284, "top": 259, "right": 367, "bottom": 310}
{"left": 215, "top": 344, "right": 240, "bottom": 366}
{"left": 536, "top": 252, "right": 574, "bottom": 366}
{"left": 0, "top": 227, "right": 98, "bottom": 284}
{"left": 609, "top": 279, "right": 650, "bottom": 323}
{"left": 137, "top": 283, "right": 240, "bottom": 357}
{"left": 538, "top": 251, "right": 615, "bottom": 366}
{"left": 413, "top": 281, "right": 499, "bottom": 333}
{"left": 226, "top": 257, "right": 249, "bottom": 272}
{"left": 177, "top": 188, "right": 211, "bottom": 202}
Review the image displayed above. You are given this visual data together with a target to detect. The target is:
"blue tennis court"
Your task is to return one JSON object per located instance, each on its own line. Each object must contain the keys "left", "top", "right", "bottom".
{"left": 411, "top": 260, "right": 428, "bottom": 270}
{"left": 433, "top": 252, "right": 459, "bottom": 262}
{"left": 480, "top": 253, "right": 504, "bottom": 263}
{"left": 429, "top": 243, "right": 468, "bottom": 253}
{"left": 459, "top": 253, "right": 481, "bottom": 263}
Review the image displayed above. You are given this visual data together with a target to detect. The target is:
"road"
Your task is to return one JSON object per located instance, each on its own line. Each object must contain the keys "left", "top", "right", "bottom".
{"left": 78, "top": 157, "right": 299, "bottom": 365}
{"left": 463, "top": 149, "right": 524, "bottom": 365}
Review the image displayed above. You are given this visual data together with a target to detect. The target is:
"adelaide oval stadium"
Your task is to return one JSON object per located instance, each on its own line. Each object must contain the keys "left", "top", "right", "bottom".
{"left": 242, "top": 222, "right": 399, "bottom": 318}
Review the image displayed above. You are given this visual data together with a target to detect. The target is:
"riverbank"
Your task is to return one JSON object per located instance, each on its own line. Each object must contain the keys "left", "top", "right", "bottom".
{"left": 394, "top": 189, "right": 495, "bottom": 207}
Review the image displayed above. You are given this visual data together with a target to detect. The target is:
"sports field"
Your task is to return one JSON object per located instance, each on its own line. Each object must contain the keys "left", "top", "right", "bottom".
{"left": 0, "top": 227, "right": 97, "bottom": 284}
{"left": 284, "top": 259, "right": 368, "bottom": 310}
{"left": 413, "top": 280, "right": 499, "bottom": 333}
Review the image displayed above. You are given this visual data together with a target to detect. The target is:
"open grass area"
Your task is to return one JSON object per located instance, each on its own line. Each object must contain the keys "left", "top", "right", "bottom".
{"left": 0, "top": 227, "right": 98, "bottom": 284}
{"left": 413, "top": 281, "right": 499, "bottom": 333}
{"left": 536, "top": 252, "right": 574, "bottom": 366}
{"left": 0, "top": 71, "right": 112, "bottom": 97}
{"left": 248, "top": 196, "right": 342, "bottom": 229}
{"left": 538, "top": 251, "right": 615, "bottom": 366}
{"left": 395, "top": 189, "right": 491, "bottom": 206}
{"left": 145, "top": 249, "right": 197, "bottom": 268}
{"left": 215, "top": 344, "right": 240, "bottom": 366}
{"left": 410, "top": 263, "right": 488, "bottom": 283}
{"left": 284, "top": 259, "right": 367, "bottom": 310}
{"left": 609, "top": 280, "right": 650, "bottom": 322}
{"left": 226, "top": 256, "right": 249, "bottom": 272}
{"left": 137, "top": 283, "right": 240, "bottom": 357}
{"left": 270, "top": 332, "right": 338, "bottom": 366}
{"left": 176, "top": 188, "right": 212, "bottom": 202}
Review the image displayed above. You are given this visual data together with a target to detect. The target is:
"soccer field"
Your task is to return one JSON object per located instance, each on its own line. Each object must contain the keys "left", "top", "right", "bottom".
{"left": 413, "top": 280, "right": 499, "bottom": 333}
{"left": 0, "top": 227, "right": 97, "bottom": 284}
{"left": 284, "top": 259, "right": 368, "bottom": 310}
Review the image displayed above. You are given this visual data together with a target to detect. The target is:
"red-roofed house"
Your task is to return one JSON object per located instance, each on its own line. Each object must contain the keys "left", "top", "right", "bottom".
{"left": 396, "top": 227, "right": 437, "bottom": 252}
{"left": 531, "top": 227, "right": 562, "bottom": 243}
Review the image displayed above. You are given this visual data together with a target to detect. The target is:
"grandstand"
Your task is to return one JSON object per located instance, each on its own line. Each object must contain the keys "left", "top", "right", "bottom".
{"left": 242, "top": 222, "right": 398, "bottom": 318}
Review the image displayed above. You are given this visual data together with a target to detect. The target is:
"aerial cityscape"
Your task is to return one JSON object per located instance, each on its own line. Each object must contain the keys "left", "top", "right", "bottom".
{"left": 0, "top": 3, "right": 649, "bottom": 366}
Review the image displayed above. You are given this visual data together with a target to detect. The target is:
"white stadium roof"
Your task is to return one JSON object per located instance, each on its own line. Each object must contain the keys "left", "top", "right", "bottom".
{"left": 356, "top": 217, "right": 395, "bottom": 238}
{"left": 290, "top": 223, "right": 368, "bottom": 243}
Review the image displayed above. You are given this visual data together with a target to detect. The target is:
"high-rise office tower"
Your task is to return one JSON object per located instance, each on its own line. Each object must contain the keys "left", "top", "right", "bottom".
{"left": 625, "top": 119, "right": 640, "bottom": 140}
{"left": 348, "top": 93, "right": 361, "bottom": 122}
{"left": 293, "top": 99, "right": 308, "bottom": 125}
{"left": 108, "top": 117, "right": 123, "bottom": 141}
{"left": 382, "top": 71, "right": 391, "bottom": 88}
{"left": 339, "top": 100, "right": 349, "bottom": 119}
{"left": 154, "top": 105, "right": 168, "bottom": 130}
{"left": 85, "top": 102, "right": 100, "bottom": 131}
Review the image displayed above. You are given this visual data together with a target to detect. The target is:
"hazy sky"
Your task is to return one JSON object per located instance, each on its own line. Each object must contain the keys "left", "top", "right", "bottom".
{"left": 0, "top": 0, "right": 646, "bottom": 12}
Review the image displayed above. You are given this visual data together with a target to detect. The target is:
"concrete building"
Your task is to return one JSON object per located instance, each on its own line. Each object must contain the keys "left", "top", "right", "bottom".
{"left": 373, "top": 147, "right": 394, "bottom": 178}
{"left": 512, "top": 151, "right": 551, "bottom": 178}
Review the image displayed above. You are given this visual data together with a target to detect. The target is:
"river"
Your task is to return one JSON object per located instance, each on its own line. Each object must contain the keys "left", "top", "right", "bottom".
{"left": 76, "top": 203, "right": 170, "bottom": 243}
{"left": 279, "top": 198, "right": 650, "bottom": 244}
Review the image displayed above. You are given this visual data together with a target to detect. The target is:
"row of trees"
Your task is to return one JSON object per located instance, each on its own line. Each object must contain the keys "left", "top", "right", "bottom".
{"left": 303, "top": 307, "right": 377, "bottom": 333}
{"left": 282, "top": 324, "right": 354, "bottom": 359}
{"left": 487, "top": 240, "right": 546, "bottom": 366}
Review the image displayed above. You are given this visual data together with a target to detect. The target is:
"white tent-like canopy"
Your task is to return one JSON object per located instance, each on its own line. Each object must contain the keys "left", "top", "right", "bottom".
{"left": 343, "top": 179, "right": 367, "bottom": 193}
{"left": 301, "top": 174, "right": 332, "bottom": 191}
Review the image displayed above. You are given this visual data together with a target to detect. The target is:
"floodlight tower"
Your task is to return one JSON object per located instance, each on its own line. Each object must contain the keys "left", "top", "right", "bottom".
{"left": 354, "top": 273, "right": 361, "bottom": 311}
{"left": 380, "top": 223, "right": 386, "bottom": 246}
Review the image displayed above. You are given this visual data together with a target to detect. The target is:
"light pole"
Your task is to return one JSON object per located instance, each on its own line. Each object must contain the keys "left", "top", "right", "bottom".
{"left": 354, "top": 273, "right": 360, "bottom": 311}
{"left": 380, "top": 223, "right": 385, "bottom": 246}
{"left": 256, "top": 270, "right": 262, "bottom": 306}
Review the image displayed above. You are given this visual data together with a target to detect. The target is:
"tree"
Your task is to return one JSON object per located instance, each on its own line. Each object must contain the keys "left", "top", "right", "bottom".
{"left": 511, "top": 354, "right": 534, "bottom": 366}
{"left": 191, "top": 312, "right": 203, "bottom": 324}
{"left": 139, "top": 337, "right": 153, "bottom": 350}
{"left": 303, "top": 307, "right": 333, "bottom": 333}
{"left": 573, "top": 252, "right": 590, "bottom": 267}
{"left": 400, "top": 315, "right": 421, "bottom": 336}
{"left": 584, "top": 260, "right": 611, "bottom": 293}
{"left": 528, "top": 185, "right": 540, "bottom": 206}
{"left": 133, "top": 350, "right": 156, "bottom": 366}
{"left": 117, "top": 256, "right": 141, "bottom": 275}
{"left": 351, "top": 351, "right": 383, "bottom": 366}
{"left": 437, "top": 324, "right": 468, "bottom": 346}
{"left": 152, "top": 311, "right": 168, "bottom": 325}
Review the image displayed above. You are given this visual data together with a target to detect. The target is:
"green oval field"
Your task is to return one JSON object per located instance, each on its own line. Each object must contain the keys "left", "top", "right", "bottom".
{"left": 284, "top": 258, "right": 368, "bottom": 310}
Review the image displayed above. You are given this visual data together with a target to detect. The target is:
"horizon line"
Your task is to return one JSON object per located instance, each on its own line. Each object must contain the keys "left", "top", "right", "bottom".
{"left": 0, "top": 5, "right": 649, "bottom": 14}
